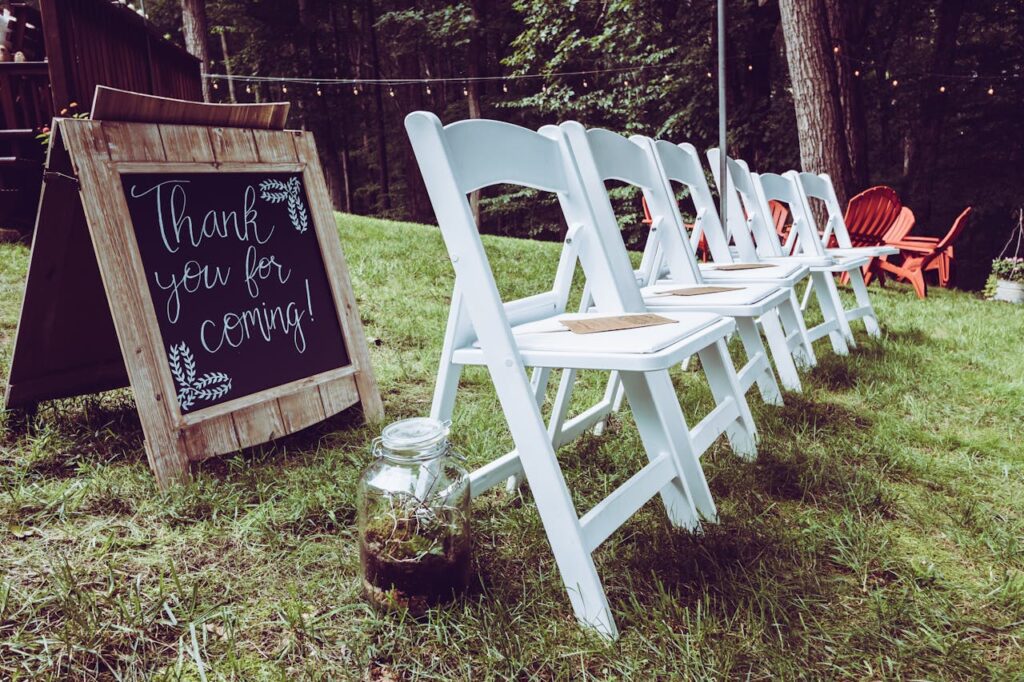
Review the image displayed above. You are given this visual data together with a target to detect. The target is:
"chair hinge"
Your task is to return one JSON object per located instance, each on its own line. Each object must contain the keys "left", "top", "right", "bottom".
{"left": 43, "top": 171, "right": 80, "bottom": 191}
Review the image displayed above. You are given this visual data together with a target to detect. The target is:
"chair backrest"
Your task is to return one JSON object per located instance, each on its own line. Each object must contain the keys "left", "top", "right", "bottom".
{"left": 405, "top": 112, "right": 644, "bottom": 345}
{"left": 649, "top": 141, "right": 750, "bottom": 265}
{"left": 843, "top": 186, "right": 902, "bottom": 247}
{"left": 937, "top": 206, "right": 973, "bottom": 251}
{"left": 754, "top": 171, "right": 829, "bottom": 257}
{"left": 797, "top": 172, "right": 854, "bottom": 249}
{"left": 884, "top": 206, "right": 916, "bottom": 243}
{"left": 706, "top": 147, "right": 766, "bottom": 261}
{"left": 551, "top": 125, "right": 704, "bottom": 288}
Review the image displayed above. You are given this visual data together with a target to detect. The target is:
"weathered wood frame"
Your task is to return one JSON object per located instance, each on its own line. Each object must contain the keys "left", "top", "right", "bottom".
{"left": 4, "top": 118, "right": 382, "bottom": 487}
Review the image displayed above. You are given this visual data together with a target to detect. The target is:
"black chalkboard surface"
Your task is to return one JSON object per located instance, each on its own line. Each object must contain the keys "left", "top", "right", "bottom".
{"left": 120, "top": 171, "right": 350, "bottom": 413}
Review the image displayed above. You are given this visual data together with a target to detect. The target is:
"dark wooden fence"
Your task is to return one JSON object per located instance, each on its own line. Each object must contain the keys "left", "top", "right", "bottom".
{"left": 0, "top": 0, "right": 202, "bottom": 232}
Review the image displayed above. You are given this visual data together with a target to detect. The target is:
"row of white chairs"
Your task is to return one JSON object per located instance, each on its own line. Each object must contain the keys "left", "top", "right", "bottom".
{"left": 405, "top": 112, "right": 886, "bottom": 640}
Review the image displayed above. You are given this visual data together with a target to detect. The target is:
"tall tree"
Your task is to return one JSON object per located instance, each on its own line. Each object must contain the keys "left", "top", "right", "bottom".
{"left": 825, "top": 1, "right": 869, "bottom": 189}
{"left": 778, "top": 0, "right": 852, "bottom": 205}
{"left": 179, "top": 0, "right": 211, "bottom": 102}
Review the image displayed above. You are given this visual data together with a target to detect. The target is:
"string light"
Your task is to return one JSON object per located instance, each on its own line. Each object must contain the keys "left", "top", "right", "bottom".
{"left": 388, "top": 87, "right": 395, "bottom": 97}
{"left": 833, "top": 45, "right": 840, "bottom": 54}
{"left": 352, "top": 85, "right": 359, "bottom": 95}
{"left": 747, "top": 64, "right": 753, "bottom": 71}
{"left": 316, "top": 84, "right": 322, "bottom": 96}
{"left": 426, "top": 84, "right": 432, "bottom": 95}
{"left": 462, "top": 84, "right": 468, "bottom": 96}
{"left": 891, "top": 78, "right": 899, "bottom": 87}
{"left": 853, "top": 69, "right": 860, "bottom": 77}
{"left": 502, "top": 81, "right": 508, "bottom": 93}
{"left": 582, "top": 78, "right": 588, "bottom": 88}
{"left": 624, "top": 78, "right": 630, "bottom": 87}
{"left": 212, "top": 81, "right": 219, "bottom": 90}
{"left": 282, "top": 84, "right": 288, "bottom": 93}
{"left": 707, "top": 71, "right": 713, "bottom": 78}
{"left": 988, "top": 86, "right": 995, "bottom": 95}
{"left": 245, "top": 83, "right": 251, "bottom": 94}
{"left": 938, "top": 85, "right": 946, "bottom": 93}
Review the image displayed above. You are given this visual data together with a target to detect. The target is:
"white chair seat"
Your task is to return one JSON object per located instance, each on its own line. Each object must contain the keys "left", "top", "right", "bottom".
{"left": 642, "top": 282, "right": 788, "bottom": 315}
{"left": 763, "top": 254, "right": 835, "bottom": 267}
{"left": 456, "top": 311, "right": 731, "bottom": 371}
{"left": 699, "top": 261, "right": 809, "bottom": 285}
{"left": 827, "top": 245, "right": 899, "bottom": 258}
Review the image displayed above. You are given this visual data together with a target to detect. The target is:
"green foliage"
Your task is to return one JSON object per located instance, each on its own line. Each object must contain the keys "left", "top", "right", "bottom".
{"left": 991, "top": 257, "right": 1024, "bottom": 283}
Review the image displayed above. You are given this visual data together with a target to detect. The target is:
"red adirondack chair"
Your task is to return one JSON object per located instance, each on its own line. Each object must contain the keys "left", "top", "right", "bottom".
{"left": 843, "top": 186, "right": 902, "bottom": 247}
{"left": 875, "top": 207, "right": 973, "bottom": 298}
{"left": 862, "top": 206, "right": 916, "bottom": 285}
{"left": 841, "top": 186, "right": 912, "bottom": 285}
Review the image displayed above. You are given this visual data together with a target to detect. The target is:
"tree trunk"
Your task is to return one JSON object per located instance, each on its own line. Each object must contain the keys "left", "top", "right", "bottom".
{"left": 778, "top": 0, "right": 852, "bottom": 207}
{"left": 824, "top": 0, "right": 869, "bottom": 189}
{"left": 904, "top": 0, "right": 965, "bottom": 224}
{"left": 218, "top": 30, "right": 236, "bottom": 103}
{"left": 365, "top": 0, "right": 391, "bottom": 212}
{"left": 179, "top": 0, "right": 210, "bottom": 102}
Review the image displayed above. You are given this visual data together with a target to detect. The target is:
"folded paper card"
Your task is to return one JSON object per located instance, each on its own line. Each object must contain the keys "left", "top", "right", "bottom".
{"left": 713, "top": 263, "right": 777, "bottom": 271}
{"left": 650, "top": 285, "right": 742, "bottom": 297}
{"left": 560, "top": 314, "right": 677, "bottom": 334}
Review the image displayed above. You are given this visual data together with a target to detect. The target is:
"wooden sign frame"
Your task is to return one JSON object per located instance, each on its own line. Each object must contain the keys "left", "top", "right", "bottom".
{"left": 5, "top": 92, "right": 382, "bottom": 487}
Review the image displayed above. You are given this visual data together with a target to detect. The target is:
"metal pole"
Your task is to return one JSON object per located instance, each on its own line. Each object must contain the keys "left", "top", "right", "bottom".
{"left": 717, "top": 0, "right": 728, "bottom": 231}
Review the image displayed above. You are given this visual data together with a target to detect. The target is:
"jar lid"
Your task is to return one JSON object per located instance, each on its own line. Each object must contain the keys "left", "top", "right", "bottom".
{"left": 379, "top": 417, "right": 449, "bottom": 453}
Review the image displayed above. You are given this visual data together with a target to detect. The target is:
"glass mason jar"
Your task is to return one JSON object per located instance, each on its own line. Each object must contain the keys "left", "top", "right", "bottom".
{"left": 358, "top": 418, "right": 471, "bottom": 614}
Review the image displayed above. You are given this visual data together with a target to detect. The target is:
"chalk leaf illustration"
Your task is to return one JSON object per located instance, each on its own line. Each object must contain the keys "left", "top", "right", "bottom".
{"left": 259, "top": 176, "right": 309, "bottom": 234}
{"left": 168, "top": 342, "right": 232, "bottom": 411}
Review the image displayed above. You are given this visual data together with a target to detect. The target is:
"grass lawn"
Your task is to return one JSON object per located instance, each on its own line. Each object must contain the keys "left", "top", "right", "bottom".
{"left": 2, "top": 213, "right": 1023, "bottom": 680}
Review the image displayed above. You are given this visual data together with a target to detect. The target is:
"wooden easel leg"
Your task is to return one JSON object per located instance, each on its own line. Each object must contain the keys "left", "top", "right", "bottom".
{"left": 144, "top": 439, "right": 192, "bottom": 488}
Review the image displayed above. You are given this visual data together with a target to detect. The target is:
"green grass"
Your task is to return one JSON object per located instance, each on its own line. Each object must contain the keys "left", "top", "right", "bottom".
{"left": 2, "top": 213, "right": 1023, "bottom": 680}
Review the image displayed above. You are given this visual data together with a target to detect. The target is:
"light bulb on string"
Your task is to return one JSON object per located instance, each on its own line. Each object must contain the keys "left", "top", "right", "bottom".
{"left": 245, "top": 83, "right": 252, "bottom": 94}
{"left": 282, "top": 83, "right": 288, "bottom": 94}
{"left": 938, "top": 85, "right": 946, "bottom": 93}
{"left": 502, "top": 81, "right": 508, "bottom": 93}
{"left": 624, "top": 78, "right": 630, "bottom": 88}
{"left": 747, "top": 64, "right": 753, "bottom": 71}
{"left": 212, "top": 80, "right": 219, "bottom": 90}
{"left": 833, "top": 45, "right": 840, "bottom": 54}
{"left": 891, "top": 78, "right": 899, "bottom": 87}
{"left": 352, "top": 85, "right": 359, "bottom": 96}
{"left": 426, "top": 84, "right": 432, "bottom": 95}
{"left": 462, "top": 83, "right": 469, "bottom": 96}
{"left": 582, "top": 78, "right": 588, "bottom": 88}
{"left": 853, "top": 69, "right": 860, "bottom": 77}
{"left": 316, "top": 84, "right": 322, "bottom": 96}
{"left": 706, "top": 71, "right": 713, "bottom": 79}
{"left": 988, "top": 86, "right": 995, "bottom": 95}
{"left": 388, "top": 87, "right": 395, "bottom": 97}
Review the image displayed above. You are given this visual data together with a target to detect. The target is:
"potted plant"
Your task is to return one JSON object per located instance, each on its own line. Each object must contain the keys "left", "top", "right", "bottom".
{"left": 990, "top": 257, "right": 1024, "bottom": 303}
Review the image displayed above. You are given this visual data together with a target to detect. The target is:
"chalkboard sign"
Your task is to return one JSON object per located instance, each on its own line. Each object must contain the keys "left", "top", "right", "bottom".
{"left": 5, "top": 94, "right": 382, "bottom": 488}
{"left": 120, "top": 172, "right": 350, "bottom": 413}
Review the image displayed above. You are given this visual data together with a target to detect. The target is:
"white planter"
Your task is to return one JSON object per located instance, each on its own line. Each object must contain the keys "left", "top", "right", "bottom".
{"left": 993, "top": 279, "right": 1024, "bottom": 304}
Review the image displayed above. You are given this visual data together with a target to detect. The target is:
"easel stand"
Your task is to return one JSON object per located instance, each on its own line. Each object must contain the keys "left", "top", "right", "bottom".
{"left": 4, "top": 88, "right": 382, "bottom": 487}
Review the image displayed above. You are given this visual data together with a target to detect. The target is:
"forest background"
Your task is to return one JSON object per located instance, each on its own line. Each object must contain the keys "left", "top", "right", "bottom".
{"left": 148, "top": 0, "right": 1023, "bottom": 290}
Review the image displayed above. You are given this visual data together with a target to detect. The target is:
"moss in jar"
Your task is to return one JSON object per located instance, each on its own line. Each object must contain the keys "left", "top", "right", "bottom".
{"left": 360, "top": 491, "right": 471, "bottom": 615}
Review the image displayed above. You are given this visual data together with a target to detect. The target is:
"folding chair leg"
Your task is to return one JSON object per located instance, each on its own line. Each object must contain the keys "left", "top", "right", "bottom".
{"left": 847, "top": 269, "right": 881, "bottom": 337}
{"left": 618, "top": 370, "right": 711, "bottom": 524}
{"left": 513, "top": 430, "right": 618, "bottom": 638}
{"left": 430, "top": 361, "right": 464, "bottom": 422}
{"left": 593, "top": 370, "right": 623, "bottom": 436}
{"left": 695, "top": 338, "right": 758, "bottom": 461}
{"left": 756, "top": 310, "right": 801, "bottom": 394}
{"left": 548, "top": 368, "right": 578, "bottom": 447}
{"left": 801, "top": 277, "right": 814, "bottom": 311}
{"left": 734, "top": 315, "right": 785, "bottom": 403}
{"left": 779, "top": 289, "right": 817, "bottom": 369}
{"left": 810, "top": 271, "right": 851, "bottom": 355}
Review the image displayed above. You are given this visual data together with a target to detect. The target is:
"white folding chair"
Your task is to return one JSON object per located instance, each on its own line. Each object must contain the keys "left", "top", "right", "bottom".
{"left": 796, "top": 172, "right": 900, "bottom": 261}
{"left": 406, "top": 111, "right": 757, "bottom": 639}
{"left": 707, "top": 151, "right": 859, "bottom": 354}
{"left": 755, "top": 171, "right": 882, "bottom": 342}
{"left": 554, "top": 124, "right": 800, "bottom": 406}
{"left": 642, "top": 139, "right": 817, "bottom": 377}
